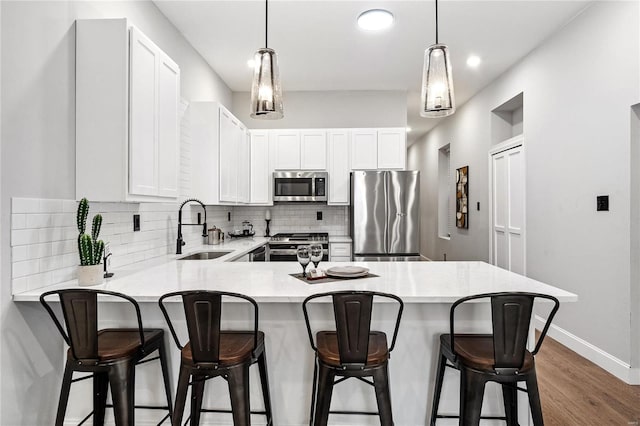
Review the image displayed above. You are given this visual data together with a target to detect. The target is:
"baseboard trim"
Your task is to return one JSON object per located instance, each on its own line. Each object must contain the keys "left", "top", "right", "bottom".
{"left": 535, "top": 315, "right": 639, "bottom": 385}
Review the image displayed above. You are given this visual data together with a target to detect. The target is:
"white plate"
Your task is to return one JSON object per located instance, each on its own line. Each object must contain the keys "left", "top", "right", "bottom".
{"left": 326, "top": 266, "right": 369, "bottom": 278}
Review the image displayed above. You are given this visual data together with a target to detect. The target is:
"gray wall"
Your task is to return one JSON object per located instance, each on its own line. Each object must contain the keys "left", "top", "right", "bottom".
{"left": 232, "top": 90, "right": 407, "bottom": 129}
{"left": 0, "top": 1, "right": 231, "bottom": 423}
{"left": 408, "top": 1, "right": 640, "bottom": 367}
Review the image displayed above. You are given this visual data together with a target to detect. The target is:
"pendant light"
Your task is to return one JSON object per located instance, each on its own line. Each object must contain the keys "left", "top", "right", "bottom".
{"left": 250, "top": 0, "right": 284, "bottom": 119}
{"left": 420, "top": 0, "right": 455, "bottom": 118}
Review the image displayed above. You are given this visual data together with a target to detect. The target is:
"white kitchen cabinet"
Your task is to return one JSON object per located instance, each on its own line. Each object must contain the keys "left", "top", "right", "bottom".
{"left": 250, "top": 131, "right": 272, "bottom": 204}
{"left": 377, "top": 128, "right": 406, "bottom": 170}
{"left": 350, "top": 128, "right": 406, "bottom": 171}
{"left": 219, "top": 107, "right": 240, "bottom": 203}
{"left": 237, "top": 127, "right": 251, "bottom": 204}
{"left": 76, "top": 19, "right": 180, "bottom": 202}
{"left": 330, "top": 242, "right": 352, "bottom": 261}
{"left": 328, "top": 130, "right": 351, "bottom": 205}
{"left": 300, "top": 130, "right": 327, "bottom": 170}
{"left": 272, "top": 130, "right": 301, "bottom": 170}
{"left": 350, "top": 129, "right": 378, "bottom": 170}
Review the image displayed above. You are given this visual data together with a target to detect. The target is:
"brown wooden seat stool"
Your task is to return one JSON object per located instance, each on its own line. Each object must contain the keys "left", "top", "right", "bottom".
{"left": 430, "top": 292, "right": 560, "bottom": 426}
{"left": 40, "top": 289, "right": 173, "bottom": 426}
{"left": 158, "top": 290, "right": 273, "bottom": 426}
{"left": 302, "top": 290, "right": 404, "bottom": 426}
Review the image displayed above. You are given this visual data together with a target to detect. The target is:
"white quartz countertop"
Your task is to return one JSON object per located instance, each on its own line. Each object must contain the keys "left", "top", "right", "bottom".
{"left": 13, "top": 256, "right": 577, "bottom": 303}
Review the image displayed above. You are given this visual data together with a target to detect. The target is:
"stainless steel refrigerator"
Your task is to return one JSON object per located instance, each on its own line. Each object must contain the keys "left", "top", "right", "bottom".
{"left": 350, "top": 170, "right": 420, "bottom": 261}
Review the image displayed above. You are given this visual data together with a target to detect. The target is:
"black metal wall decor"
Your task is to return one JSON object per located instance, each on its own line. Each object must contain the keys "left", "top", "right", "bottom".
{"left": 456, "top": 166, "right": 469, "bottom": 228}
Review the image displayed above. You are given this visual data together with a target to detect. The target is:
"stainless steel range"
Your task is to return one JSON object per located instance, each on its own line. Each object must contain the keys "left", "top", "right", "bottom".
{"left": 267, "top": 232, "right": 329, "bottom": 262}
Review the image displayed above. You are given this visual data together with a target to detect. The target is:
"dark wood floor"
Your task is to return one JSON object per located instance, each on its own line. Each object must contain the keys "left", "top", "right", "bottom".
{"left": 536, "top": 335, "right": 640, "bottom": 425}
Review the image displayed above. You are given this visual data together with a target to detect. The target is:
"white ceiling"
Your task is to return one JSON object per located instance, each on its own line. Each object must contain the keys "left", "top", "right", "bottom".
{"left": 154, "top": 0, "right": 591, "bottom": 141}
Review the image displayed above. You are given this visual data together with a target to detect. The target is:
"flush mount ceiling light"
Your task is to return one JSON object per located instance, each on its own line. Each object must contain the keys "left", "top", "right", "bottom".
{"left": 250, "top": 0, "right": 284, "bottom": 119}
{"left": 420, "top": 0, "right": 455, "bottom": 118}
{"left": 357, "top": 9, "right": 394, "bottom": 31}
{"left": 466, "top": 55, "right": 482, "bottom": 68}
{"left": 247, "top": 59, "right": 256, "bottom": 68}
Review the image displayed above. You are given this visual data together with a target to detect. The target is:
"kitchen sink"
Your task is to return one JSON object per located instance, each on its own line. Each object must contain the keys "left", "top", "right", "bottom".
{"left": 178, "top": 251, "right": 232, "bottom": 260}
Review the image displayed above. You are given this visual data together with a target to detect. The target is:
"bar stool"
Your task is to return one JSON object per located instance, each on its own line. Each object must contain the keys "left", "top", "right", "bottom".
{"left": 302, "top": 290, "right": 404, "bottom": 426}
{"left": 430, "top": 292, "right": 560, "bottom": 426}
{"left": 40, "top": 289, "right": 173, "bottom": 426}
{"left": 158, "top": 290, "right": 273, "bottom": 426}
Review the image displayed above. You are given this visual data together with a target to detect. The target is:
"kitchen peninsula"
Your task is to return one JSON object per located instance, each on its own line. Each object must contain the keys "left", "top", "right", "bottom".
{"left": 13, "top": 245, "right": 576, "bottom": 425}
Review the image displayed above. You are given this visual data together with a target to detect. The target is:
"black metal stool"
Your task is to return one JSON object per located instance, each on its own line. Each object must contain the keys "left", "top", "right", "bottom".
{"left": 430, "top": 292, "right": 560, "bottom": 426}
{"left": 302, "top": 290, "right": 404, "bottom": 426}
{"left": 40, "top": 289, "right": 173, "bottom": 426}
{"left": 158, "top": 290, "right": 273, "bottom": 426}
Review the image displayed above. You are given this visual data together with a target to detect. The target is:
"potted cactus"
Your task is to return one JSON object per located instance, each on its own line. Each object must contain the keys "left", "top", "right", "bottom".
{"left": 76, "top": 198, "right": 105, "bottom": 286}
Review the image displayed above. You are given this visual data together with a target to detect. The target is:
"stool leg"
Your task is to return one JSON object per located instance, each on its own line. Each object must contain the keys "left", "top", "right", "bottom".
{"left": 172, "top": 364, "right": 191, "bottom": 426}
{"left": 159, "top": 338, "right": 174, "bottom": 419}
{"left": 460, "top": 369, "right": 485, "bottom": 426}
{"left": 228, "top": 364, "right": 251, "bottom": 426}
{"left": 313, "top": 363, "right": 335, "bottom": 426}
{"left": 108, "top": 360, "right": 136, "bottom": 426}
{"left": 190, "top": 376, "right": 206, "bottom": 426}
{"left": 55, "top": 361, "right": 74, "bottom": 426}
{"left": 501, "top": 383, "right": 518, "bottom": 426}
{"left": 257, "top": 349, "right": 274, "bottom": 425}
{"left": 430, "top": 348, "right": 447, "bottom": 426}
{"left": 93, "top": 372, "right": 109, "bottom": 426}
{"left": 526, "top": 370, "right": 544, "bottom": 426}
{"left": 372, "top": 363, "right": 394, "bottom": 426}
{"left": 309, "top": 356, "right": 319, "bottom": 426}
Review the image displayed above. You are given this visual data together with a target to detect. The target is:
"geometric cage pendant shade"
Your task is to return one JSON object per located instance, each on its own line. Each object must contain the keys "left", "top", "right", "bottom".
{"left": 250, "top": 47, "right": 284, "bottom": 119}
{"left": 420, "top": 43, "right": 455, "bottom": 118}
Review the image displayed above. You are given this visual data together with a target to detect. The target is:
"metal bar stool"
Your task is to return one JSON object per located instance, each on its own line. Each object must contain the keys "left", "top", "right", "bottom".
{"left": 302, "top": 290, "right": 404, "bottom": 426}
{"left": 40, "top": 289, "right": 173, "bottom": 426}
{"left": 430, "top": 292, "right": 560, "bottom": 426}
{"left": 158, "top": 290, "right": 273, "bottom": 426}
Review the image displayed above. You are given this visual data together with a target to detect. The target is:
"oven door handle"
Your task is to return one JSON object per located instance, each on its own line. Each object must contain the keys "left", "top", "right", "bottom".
{"left": 268, "top": 249, "right": 297, "bottom": 255}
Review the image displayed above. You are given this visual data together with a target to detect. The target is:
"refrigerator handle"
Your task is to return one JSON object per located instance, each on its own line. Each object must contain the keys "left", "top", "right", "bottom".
{"left": 384, "top": 171, "right": 389, "bottom": 254}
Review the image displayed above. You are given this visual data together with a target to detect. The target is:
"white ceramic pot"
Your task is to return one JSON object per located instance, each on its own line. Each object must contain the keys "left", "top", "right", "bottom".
{"left": 77, "top": 264, "right": 103, "bottom": 286}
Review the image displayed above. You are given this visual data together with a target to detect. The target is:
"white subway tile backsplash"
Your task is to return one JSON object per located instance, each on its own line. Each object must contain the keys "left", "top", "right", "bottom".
{"left": 39, "top": 199, "right": 64, "bottom": 213}
{"left": 12, "top": 198, "right": 40, "bottom": 214}
{"left": 11, "top": 214, "right": 26, "bottom": 230}
{"left": 11, "top": 229, "right": 40, "bottom": 246}
{"left": 12, "top": 260, "right": 40, "bottom": 278}
{"left": 12, "top": 246, "right": 29, "bottom": 263}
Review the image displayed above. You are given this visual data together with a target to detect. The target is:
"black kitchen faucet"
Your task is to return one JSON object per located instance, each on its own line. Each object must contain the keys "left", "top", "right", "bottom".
{"left": 176, "top": 198, "right": 207, "bottom": 254}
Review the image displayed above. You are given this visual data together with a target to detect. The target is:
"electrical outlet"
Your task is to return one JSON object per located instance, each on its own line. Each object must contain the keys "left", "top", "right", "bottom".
{"left": 228, "top": 211, "right": 231, "bottom": 221}
{"left": 317, "top": 211, "right": 323, "bottom": 220}
{"left": 597, "top": 195, "right": 609, "bottom": 211}
{"left": 133, "top": 214, "right": 140, "bottom": 231}
{"left": 477, "top": 202, "right": 480, "bottom": 211}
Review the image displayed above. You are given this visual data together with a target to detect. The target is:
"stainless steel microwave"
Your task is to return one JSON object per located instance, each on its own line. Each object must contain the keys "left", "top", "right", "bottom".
{"left": 273, "top": 171, "right": 328, "bottom": 203}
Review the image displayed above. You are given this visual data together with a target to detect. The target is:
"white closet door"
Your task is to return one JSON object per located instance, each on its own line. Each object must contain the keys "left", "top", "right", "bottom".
{"left": 492, "top": 145, "right": 525, "bottom": 274}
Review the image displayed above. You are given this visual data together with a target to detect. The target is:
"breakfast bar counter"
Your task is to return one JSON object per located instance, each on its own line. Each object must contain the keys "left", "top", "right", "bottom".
{"left": 13, "top": 258, "right": 576, "bottom": 425}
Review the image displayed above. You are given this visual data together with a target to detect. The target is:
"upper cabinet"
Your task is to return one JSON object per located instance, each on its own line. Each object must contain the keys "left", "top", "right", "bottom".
{"left": 250, "top": 131, "right": 271, "bottom": 205}
{"left": 327, "top": 130, "right": 351, "bottom": 205}
{"left": 76, "top": 19, "right": 180, "bottom": 202}
{"left": 272, "top": 130, "right": 327, "bottom": 170}
{"left": 351, "top": 128, "right": 406, "bottom": 170}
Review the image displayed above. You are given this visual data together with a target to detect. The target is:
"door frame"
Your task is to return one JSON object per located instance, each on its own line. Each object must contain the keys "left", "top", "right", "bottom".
{"left": 487, "top": 134, "right": 526, "bottom": 275}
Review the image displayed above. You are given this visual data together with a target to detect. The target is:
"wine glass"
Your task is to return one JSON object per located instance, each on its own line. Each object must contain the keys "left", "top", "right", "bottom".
{"left": 296, "top": 246, "right": 310, "bottom": 278}
{"left": 309, "top": 244, "right": 323, "bottom": 269}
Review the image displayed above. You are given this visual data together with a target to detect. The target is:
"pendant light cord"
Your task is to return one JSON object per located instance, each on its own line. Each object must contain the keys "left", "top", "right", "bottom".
{"left": 265, "top": 0, "right": 269, "bottom": 49}
{"left": 435, "top": 0, "right": 439, "bottom": 44}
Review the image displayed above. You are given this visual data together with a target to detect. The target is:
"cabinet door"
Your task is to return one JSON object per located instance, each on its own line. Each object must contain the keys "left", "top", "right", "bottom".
{"left": 129, "top": 27, "right": 158, "bottom": 196}
{"left": 350, "top": 129, "right": 377, "bottom": 170}
{"left": 377, "top": 128, "right": 406, "bottom": 169}
{"left": 156, "top": 52, "right": 180, "bottom": 197}
{"left": 300, "top": 130, "right": 327, "bottom": 170}
{"left": 250, "top": 131, "right": 271, "bottom": 204}
{"left": 272, "top": 130, "right": 300, "bottom": 169}
{"left": 237, "top": 127, "right": 251, "bottom": 204}
{"left": 328, "top": 130, "right": 351, "bottom": 205}
{"left": 219, "top": 108, "right": 238, "bottom": 203}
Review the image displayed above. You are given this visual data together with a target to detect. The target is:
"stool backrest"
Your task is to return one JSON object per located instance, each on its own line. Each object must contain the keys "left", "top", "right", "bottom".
{"left": 303, "top": 291, "right": 404, "bottom": 366}
{"left": 159, "top": 290, "right": 259, "bottom": 364}
{"left": 450, "top": 292, "right": 560, "bottom": 369}
{"left": 40, "top": 289, "right": 144, "bottom": 361}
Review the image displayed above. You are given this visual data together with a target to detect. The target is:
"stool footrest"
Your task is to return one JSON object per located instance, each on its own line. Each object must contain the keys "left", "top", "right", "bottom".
{"left": 329, "top": 410, "right": 379, "bottom": 416}
{"left": 437, "top": 414, "right": 508, "bottom": 420}
{"left": 198, "top": 408, "right": 267, "bottom": 415}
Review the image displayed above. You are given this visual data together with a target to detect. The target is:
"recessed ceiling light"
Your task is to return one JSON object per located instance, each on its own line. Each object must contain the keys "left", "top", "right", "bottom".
{"left": 357, "top": 9, "right": 394, "bottom": 31}
{"left": 247, "top": 59, "right": 256, "bottom": 69}
{"left": 466, "top": 55, "right": 482, "bottom": 68}
{"left": 406, "top": 127, "right": 412, "bottom": 133}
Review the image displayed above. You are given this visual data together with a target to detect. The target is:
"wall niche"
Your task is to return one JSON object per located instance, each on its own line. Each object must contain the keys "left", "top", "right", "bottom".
{"left": 491, "top": 92, "right": 523, "bottom": 144}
